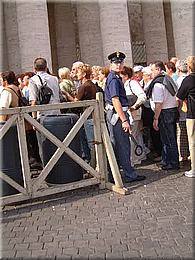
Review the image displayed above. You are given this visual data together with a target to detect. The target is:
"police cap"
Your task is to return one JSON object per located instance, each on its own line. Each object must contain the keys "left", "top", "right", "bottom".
{"left": 108, "top": 51, "right": 126, "bottom": 64}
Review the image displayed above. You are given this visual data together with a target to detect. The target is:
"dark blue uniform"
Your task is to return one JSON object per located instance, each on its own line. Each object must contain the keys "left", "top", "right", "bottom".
{"left": 105, "top": 71, "right": 129, "bottom": 106}
{"left": 105, "top": 70, "right": 137, "bottom": 181}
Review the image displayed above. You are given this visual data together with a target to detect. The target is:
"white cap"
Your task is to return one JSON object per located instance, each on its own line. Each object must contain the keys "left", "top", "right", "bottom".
{"left": 142, "top": 66, "right": 152, "bottom": 75}
{"left": 133, "top": 65, "right": 143, "bottom": 73}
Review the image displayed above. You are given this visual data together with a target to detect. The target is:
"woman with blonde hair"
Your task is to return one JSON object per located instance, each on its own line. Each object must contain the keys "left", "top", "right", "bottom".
{"left": 58, "top": 67, "right": 76, "bottom": 101}
{"left": 75, "top": 64, "right": 97, "bottom": 167}
{"left": 98, "top": 66, "right": 110, "bottom": 90}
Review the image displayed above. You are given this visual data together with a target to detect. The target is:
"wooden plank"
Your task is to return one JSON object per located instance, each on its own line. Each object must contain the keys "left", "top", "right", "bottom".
{"left": 101, "top": 123, "right": 124, "bottom": 188}
{"left": 0, "top": 178, "right": 100, "bottom": 206}
{"left": 33, "top": 178, "right": 100, "bottom": 198}
{"left": 0, "top": 114, "right": 17, "bottom": 140}
{"left": 0, "top": 100, "right": 97, "bottom": 115}
{"left": 93, "top": 94, "right": 106, "bottom": 186}
{"left": 105, "top": 182, "right": 130, "bottom": 195}
{"left": 16, "top": 114, "right": 32, "bottom": 195}
{"left": 0, "top": 107, "right": 20, "bottom": 115}
{"left": 0, "top": 193, "right": 30, "bottom": 206}
{"left": 19, "top": 100, "right": 97, "bottom": 114}
{"left": 0, "top": 171, "right": 27, "bottom": 195}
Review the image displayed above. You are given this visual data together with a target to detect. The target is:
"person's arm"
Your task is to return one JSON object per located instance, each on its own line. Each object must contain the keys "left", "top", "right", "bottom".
{"left": 112, "top": 96, "right": 131, "bottom": 133}
{"left": 129, "top": 81, "right": 147, "bottom": 110}
{"left": 61, "top": 89, "right": 74, "bottom": 102}
{"left": 151, "top": 83, "right": 164, "bottom": 131}
{"left": 153, "top": 102, "right": 163, "bottom": 131}
{"left": 28, "top": 79, "right": 38, "bottom": 119}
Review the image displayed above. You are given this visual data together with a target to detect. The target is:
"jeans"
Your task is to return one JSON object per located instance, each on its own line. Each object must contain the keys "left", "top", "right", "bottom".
{"left": 80, "top": 125, "right": 91, "bottom": 162}
{"left": 84, "top": 118, "right": 96, "bottom": 167}
{"left": 159, "top": 107, "right": 179, "bottom": 168}
{"left": 106, "top": 110, "right": 137, "bottom": 180}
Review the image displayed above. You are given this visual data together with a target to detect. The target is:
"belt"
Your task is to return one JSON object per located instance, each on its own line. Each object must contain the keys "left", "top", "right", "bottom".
{"left": 105, "top": 104, "right": 128, "bottom": 112}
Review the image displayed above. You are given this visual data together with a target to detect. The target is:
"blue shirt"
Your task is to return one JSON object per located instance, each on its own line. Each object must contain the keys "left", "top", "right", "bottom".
{"left": 105, "top": 71, "right": 128, "bottom": 106}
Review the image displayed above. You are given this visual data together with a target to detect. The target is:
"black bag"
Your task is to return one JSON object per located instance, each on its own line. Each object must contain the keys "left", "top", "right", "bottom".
{"left": 37, "top": 75, "right": 53, "bottom": 105}
{"left": 19, "top": 96, "right": 29, "bottom": 106}
{"left": 8, "top": 87, "right": 29, "bottom": 106}
{"left": 127, "top": 80, "right": 138, "bottom": 107}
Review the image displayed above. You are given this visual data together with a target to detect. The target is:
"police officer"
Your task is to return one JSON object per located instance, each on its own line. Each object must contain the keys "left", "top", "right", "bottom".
{"left": 105, "top": 51, "right": 146, "bottom": 183}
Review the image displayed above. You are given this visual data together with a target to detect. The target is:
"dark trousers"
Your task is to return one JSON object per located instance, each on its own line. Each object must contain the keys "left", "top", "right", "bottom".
{"left": 26, "top": 130, "right": 41, "bottom": 163}
{"left": 106, "top": 110, "right": 137, "bottom": 180}
{"left": 142, "top": 105, "right": 162, "bottom": 155}
{"left": 159, "top": 107, "right": 179, "bottom": 167}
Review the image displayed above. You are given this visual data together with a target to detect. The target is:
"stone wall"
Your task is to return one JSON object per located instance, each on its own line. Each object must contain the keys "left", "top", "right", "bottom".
{"left": 1, "top": 0, "right": 193, "bottom": 73}
{"left": 142, "top": 0, "right": 168, "bottom": 63}
{"left": 127, "top": 0, "right": 144, "bottom": 42}
{"left": 52, "top": 2, "right": 77, "bottom": 70}
{"left": 170, "top": 0, "right": 194, "bottom": 59}
{"left": 3, "top": 1, "right": 21, "bottom": 73}
{"left": 77, "top": 2, "right": 104, "bottom": 66}
{"left": 99, "top": 0, "right": 133, "bottom": 66}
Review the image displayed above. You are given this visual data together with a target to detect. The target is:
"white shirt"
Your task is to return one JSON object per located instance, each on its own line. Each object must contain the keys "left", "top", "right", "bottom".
{"left": 124, "top": 79, "right": 146, "bottom": 122}
{"left": 29, "top": 71, "right": 61, "bottom": 117}
{"left": 124, "top": 79, "right": 146, "bottom": 104}
{"left": 151, "top": 82, "right": 177, "bottom": 110}
{"left": 0, "top": 90, "right": 12, "bottom": 108}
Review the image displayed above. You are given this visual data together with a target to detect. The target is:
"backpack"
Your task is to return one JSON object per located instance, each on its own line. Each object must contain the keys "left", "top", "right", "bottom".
{"left": 37, "top": 75, "right": 53, "bottom": 105}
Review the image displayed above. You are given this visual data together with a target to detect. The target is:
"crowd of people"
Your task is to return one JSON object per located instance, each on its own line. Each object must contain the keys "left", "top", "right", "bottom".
{"left": 0, "top": 53, "right": 194, "bottom": 183}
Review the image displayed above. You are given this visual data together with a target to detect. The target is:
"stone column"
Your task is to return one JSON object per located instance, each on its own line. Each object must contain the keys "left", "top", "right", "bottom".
{"left": 3, "top": 1, "right": 21, "bottom": 73}
{"left": 99, "top": 0, "right": 133, "bottom": 66}
{"left": 142, "top": 0, "right": 168, "bottom": 63}
{"left": 0, "top": 1, "right": 8, "bottom": 71}
{"left": 170, "top": 0, "right": 194, "bottom": 59}
{"left": 76, "top": 2, "right": 104, "bottom": 66}
{"left": 53, "top": 2, "right": 77, "bottom": 69}
{"left": 15, "top": 0, "right": 52, "bottom": 72}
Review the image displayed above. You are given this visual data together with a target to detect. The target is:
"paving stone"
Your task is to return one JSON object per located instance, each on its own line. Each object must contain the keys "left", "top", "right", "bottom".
{"left": 23, "top": 235, "right": 39, "bottom": 243}
{"left": 15, "top": 249, "right": 31, "bottom": 257}
{"left": 0, "top": 250, "right": 16, "bottom": 258}
{"left": 59, "top": 241, "right": 74, "bottom": 248}
{"left": 43, "top": 241, "right": 59, "bottom": 249}
{"left": 14, "top": 243, "right": 29, "bottom": 250}
{"left": 39, "top": 235, "right": 54, "bottom": 243}
{"left": 31, "top": 249, "right": 47, "bottom": 257}
{"left": 28, "top": 242, "right": 44, "bottom": 250}
{"left": 62, "top": 247, "right": 79, "bottom": 255}
{"left": 88, "top": 253, "right": 106, "bottom": 259}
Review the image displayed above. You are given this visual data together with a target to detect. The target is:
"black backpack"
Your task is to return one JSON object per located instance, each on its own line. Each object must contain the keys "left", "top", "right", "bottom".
{"left": 6, "top": 87, "right": 29, "bottom": 106}
{"left": 37, "top": 75, "right": 53, "bottom": 105}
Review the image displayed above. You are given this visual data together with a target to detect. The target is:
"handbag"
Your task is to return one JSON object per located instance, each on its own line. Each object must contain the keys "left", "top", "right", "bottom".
{"left": 126, "top": 80, "right": 138, "bottom": 107}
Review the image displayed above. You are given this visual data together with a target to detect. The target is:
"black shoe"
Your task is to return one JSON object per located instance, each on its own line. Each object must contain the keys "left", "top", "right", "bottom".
{"left": 125, "top": 175, "right": 146, "bottom": 183}
{"left": 161, "top": 165, "right": 180, "bottom": 171}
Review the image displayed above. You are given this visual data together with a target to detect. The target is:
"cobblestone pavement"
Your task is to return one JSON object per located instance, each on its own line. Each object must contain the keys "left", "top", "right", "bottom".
{"left": 0, "top": 160, "right": 194, "bottom": 259}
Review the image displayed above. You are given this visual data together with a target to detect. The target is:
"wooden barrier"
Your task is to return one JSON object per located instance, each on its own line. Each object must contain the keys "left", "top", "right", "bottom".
{"left": 0, "top": 93, "right": 129, "bottom": 205}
